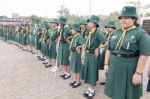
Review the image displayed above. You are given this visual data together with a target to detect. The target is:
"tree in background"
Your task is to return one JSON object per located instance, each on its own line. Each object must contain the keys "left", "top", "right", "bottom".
{"left": 125, "top": 0, "right": 150, "bottom": 17}
{"left": 57, "top": 5, "right": 70, "bottom": 17}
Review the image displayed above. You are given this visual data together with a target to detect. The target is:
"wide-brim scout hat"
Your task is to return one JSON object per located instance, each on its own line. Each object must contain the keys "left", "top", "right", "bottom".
{"left": 50, "top": 18, "right": 58, "bottom": 24}
{"left": 79, "top": 18, "right": 87, "bottom": 25}
{"left": 71, "top": 23, "right": 80, "bottom": 32}
{"left": 58, "top": 16, "right": 67, "bottom": 25}
{"left": 87, "top": 15, "right": 100, "bottom": 27}
{"left": 43, "top": 21, "right": 49, "bottom": 29}
{"left": 68, "top": 24, "right": 72, "bottom": 29}
{"left": 119, "top": 6, "right": 137, "bottom": 19}
{"left": 105, "top": 21, "right": 116, "bottom": 29}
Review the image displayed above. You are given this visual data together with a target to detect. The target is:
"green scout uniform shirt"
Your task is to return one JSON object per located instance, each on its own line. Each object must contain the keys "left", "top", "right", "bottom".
{"left": 86, "top": 29, "right": 107, "bottom": 52}
{"left": 50, "top": 28, "right": 59, "bottom": 41}
{"left": 108, "top": 28, "right": 150, "bottom": 55}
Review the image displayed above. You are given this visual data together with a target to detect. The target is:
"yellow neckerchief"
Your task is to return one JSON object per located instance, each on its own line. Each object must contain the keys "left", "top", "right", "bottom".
{"left": 59, "top": 25, "right": 68, "bottom": 38}
{"left": 42, "top": 30, "right": 48, "bottom": 43}
{"left": 39, "top": 30, "right": 44, "bottom": 42}
{"left": 69, "top": 33, "right": 80, "bottom": 50}
{"left": 108, "top": 31, "right": 114, "bottom": 40}
{"left": 81, "top": 28, "right": 86, "bottom": 35}
{"left": 115, "top": 25, "right": 136, "bottom": 50}
{"left": 39, "top": 30, "right": 46, "bottom": 43}
{"left": 50, "top": 26, "right": 58, "bottom": 38}
{"left": 85, "top": 27, "right": 96, "bottom": 48}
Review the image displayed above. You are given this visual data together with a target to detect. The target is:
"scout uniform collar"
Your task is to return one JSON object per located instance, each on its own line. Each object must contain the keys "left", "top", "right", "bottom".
{"left": 50, "top": 26, "right": 58, "bottom": 38}
{"left": 81, "top": 29, "right": 86, "bottom": 35}
{"left": 69, "top": 33, "right": 80, "bottom": 50}
{"left": 85, "top": 27, "right": 97, "bottom": 48}
{"left": 52, "top": 26, "right": 58, "bottom": 31}
{"left": 108, "top": 31, "right": 114, "bottom": 40}
{"left": 115, "top": 25, "right": 136, "bottom": 49}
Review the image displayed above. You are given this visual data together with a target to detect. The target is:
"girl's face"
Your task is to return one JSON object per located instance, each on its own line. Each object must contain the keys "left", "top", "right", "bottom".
{"left": 105, "top": 28, "right": 115, "bottom": 34}
{"left": 88, "top": 21, "right": 96, "bottom": 29}
{"left": 50, "top": 23, "right": 57, "bottom": 29}
{"left": 80, "top": 24, "right": 86, "bottom": 30}
{"left": 71, "top": 29, "right": 77, "bottom": 35}
{"left": 119, "top": 17, "right": 136, "bottom": 29}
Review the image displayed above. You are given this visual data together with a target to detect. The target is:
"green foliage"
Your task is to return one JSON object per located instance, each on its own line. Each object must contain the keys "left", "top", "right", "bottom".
{"left": 145, "top": 12, "right": 150, "bottom": 17}
{"left": 106, "top": 11, "right": 120, "bottom": 29}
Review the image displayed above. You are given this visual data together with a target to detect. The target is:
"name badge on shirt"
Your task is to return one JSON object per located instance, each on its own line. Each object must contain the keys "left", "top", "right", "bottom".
{"left": 111, "top": 36, "right": 117, "bottom": 39}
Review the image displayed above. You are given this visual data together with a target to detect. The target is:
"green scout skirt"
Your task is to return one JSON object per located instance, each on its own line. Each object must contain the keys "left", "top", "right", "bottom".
{"left": 26, "top": 36, "right": 30, "bottom": 45}
{"left": 57, "top": 42, "right": 70, "bottom": 65}
{"left": 45, "top": 42, "right": 49, "bottom": 57}
{"left": 104, "top": 54, "right": 142, "bottom": 99}
{"left": 81, "top": 52, "right": 98, "bottom": 86}
{"left": 41, "top": 42, "right": 49, "bottom": 56}
{"left": 98, "top": 48, "right": 106, "bottom": 70}
{"left": 31, "top": 35, "right": 35, "bottom": 46}
{"left": 22, "top": 35, "right": 28, "bottom": 45}
{"left": 49, "top": 40, "right": 57, "bottom": 59}
{"left": 35, "top": 35, "right": 40, "bottom": 49}
{"left": 147, "top": 78, "right": 150, "bottom": 92}
{"left": 70, "top": 51, "right": 81, "bottom": 73}
{"left": 41, "top": 42, "right": 46, "bottom": 55}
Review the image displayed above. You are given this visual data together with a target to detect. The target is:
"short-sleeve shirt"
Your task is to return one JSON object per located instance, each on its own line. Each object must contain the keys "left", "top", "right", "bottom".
{"left": 108, "top": 28, "right": 150, "bottom": 55}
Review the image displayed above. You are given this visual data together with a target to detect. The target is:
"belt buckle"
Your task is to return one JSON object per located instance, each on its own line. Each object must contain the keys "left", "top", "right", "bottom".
{"left": 117, "top": 54, "right": 121, "bottom": 57}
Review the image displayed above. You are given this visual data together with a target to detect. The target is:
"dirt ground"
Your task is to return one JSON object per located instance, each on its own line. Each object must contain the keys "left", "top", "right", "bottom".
{"left": 0, "top": 39, "right": 150, "bottom": 99}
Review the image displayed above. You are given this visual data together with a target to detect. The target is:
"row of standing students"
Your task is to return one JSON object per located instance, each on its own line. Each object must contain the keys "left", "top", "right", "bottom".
{"left": 0, "top": 6, "right": 150, "bottom": 99}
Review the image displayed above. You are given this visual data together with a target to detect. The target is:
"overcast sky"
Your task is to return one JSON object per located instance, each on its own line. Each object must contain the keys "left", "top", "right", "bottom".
{"left": 0, "top": 0, "right": 149, "bottom": 18}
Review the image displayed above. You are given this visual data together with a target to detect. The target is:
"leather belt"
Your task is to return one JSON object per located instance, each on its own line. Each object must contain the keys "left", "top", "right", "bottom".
{"left": 111, "top": 53, "right": 138, "bottom": 58}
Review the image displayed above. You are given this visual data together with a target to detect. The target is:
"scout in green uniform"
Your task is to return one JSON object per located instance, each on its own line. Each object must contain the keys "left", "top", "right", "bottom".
{"left": 69, "top": 23, "right": 83, "bottom": 88}
{"left": 38, "top": 23, "right": 50, "bottom": 63}
{"left": 99, "top": 21, "right": 116, "bottom": 85}
{"left": 147, "top": 65, "right": 150, "bottom": 92}
{"left": 22, "top": 25, "right": 29, "bottom": 51}
{"left": 81, "top": 15, "right": 107, "bottom": 99}
{"left": 104, "top": 6, "right": 150, "bottom": 99}
{"left": 79, "top": 18, "right": 89, "bottom": 39}
{"left": 45, "top": 18, "right": 59, "bottom": 68}
{"left": 27, "top": 25, "right": 34, "bottom": 53}
{"left": 57, "top": 16, "right": 72, "bottom": 79}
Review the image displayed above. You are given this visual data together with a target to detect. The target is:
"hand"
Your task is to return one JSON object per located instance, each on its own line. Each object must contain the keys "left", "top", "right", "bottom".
{"left": 69, "top": 56, "right": 70, "bottom": 61}
{"left": 81, "top": 58, "right": 85, "bottom": 65}
{"left": 104, "top": 65, "right": 109, "bottom": 74}
{"left": 94, "top": 48, "right": 99, "bottom": 57}
{"left": 76, "top": 47, "right": 80, "bottom": 53}
{"left": 147, "top": 69, "right": 150, "bottom": 77}
{"left": 56, "top": 44, "right": 59, "bottom": 53}
{"left": 132, "top": 73, "right": 142, "bottom": 85}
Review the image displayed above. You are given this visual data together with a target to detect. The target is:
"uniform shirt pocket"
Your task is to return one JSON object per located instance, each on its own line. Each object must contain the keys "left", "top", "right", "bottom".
{"left": 108, "top": 38, "right": 117, "bottom": 50}
{"left": 122, "top": 39, "right": 138, "bottom": 52}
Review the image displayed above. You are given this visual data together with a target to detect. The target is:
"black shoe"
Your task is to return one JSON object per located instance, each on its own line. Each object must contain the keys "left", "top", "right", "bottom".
{"left": 83, "top": 90, "right": 90, "bottom": 97}
{"left": 42, "top": 61, "right": 48, "bottom": 65}
{"left": 38, "top": 57, "right": 43, "bottom": 60}
{"left": 22, "top": 49, "right": 27, "bottom": 51}
{"left": 100, "top": 81, "right": 105, "bottom": 85}
{"left": 37, "top": 56, "right": 41, "bottom": 58}
{"left": 87, "top": 92, "right": 95, "bottom": 99}
{"left": 32, "top": 52, "right": 36, "bottom": 54}
{"left": 72, "top": 82, "right": 81, "bottom": 88}
{"left": 69, "top": 81, "right": 76, "bottom": 86}
{"left": 63, "top": 74, "right": 71, "bottom": 80}
{"left": 45, "top": 64, "right": 52, "bottom": 68}
{"left": 41, "top": 58, "right": 46, "bottom": 61}
{"left": 60, "top": 74, "right": 66, "bottom": 78}
{"left": 27, "top": 50, "right": 32, "bottom": 52}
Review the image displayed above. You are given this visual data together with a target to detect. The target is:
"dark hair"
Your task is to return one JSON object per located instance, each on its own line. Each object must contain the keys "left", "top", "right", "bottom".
{"left": 131, "top": 17, "right": 139, "bottom": 27}
{"left": 93, "top": 22, "right": 99, "bottom": 27}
